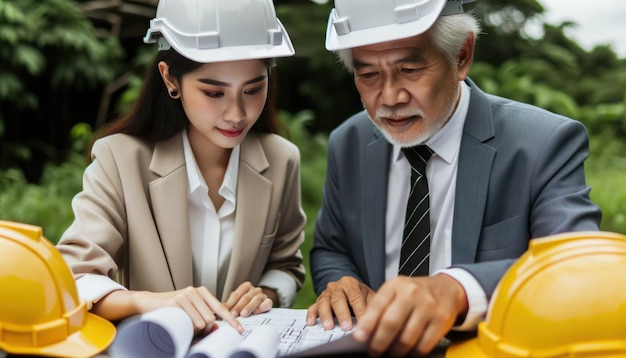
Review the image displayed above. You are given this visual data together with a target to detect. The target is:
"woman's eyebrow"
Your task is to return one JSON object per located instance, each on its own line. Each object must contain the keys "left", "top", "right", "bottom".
{"left": 197, "top": 74, "right": 267, "bottom": 87}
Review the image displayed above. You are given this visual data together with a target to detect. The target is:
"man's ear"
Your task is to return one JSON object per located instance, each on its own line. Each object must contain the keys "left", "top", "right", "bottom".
{"left": 456, "top": 33, "right": 475, "bottom": 81}
{"left": 158, "top": 61, "right": 179, "bottom": 93}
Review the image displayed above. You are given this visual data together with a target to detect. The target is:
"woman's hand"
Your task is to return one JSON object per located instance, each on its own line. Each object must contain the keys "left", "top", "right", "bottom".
{"left": 224, "top": 281, "right": 276, "bottom": 317}
{"left": 93, "top": 286, "right": 243, "bottom": 335}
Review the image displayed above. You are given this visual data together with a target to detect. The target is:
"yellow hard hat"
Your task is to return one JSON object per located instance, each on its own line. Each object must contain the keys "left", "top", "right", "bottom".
{"left": 0, "top": 220, "right": 115, "bottom": 357}
{"left": 447, "top": 231, "right": 626, "bottom": 358}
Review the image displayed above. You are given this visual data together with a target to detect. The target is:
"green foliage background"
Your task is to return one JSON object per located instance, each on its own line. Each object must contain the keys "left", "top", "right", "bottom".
{"left": 1, "top": 0, "right": 626, "bottom": 308}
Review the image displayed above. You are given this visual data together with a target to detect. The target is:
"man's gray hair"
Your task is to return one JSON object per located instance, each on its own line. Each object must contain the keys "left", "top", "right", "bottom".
{"left": 335, "top": 13, "right": 481, "bottom": 72}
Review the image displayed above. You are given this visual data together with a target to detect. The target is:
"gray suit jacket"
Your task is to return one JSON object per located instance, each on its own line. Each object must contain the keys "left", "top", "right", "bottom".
{"left": 310, "top": 79, "right": 601, "bottom": 299}
{"left": 58, "top": 131, "right": 305, "bottom": 301}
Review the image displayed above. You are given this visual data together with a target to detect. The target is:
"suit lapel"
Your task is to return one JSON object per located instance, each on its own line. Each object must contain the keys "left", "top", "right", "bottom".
{"left": 363, "top": 128, "right": 391, "bottom": 290}
{"left": 149, "top": 132, "right": 194, "bottom": 289}
{"left": 222, "top": 133, "right": 271, "bottom": 299}
{"left": 451, "top": 80, "right": 496, "bottom": 264}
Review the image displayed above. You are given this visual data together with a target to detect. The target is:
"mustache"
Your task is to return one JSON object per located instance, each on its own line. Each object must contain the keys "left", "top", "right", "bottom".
{"left": 375, "top": 107, "right": 424, "bottom": 120}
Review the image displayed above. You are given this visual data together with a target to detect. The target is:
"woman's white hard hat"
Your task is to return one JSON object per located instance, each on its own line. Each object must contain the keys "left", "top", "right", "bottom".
{"left": 325, "top": 0, "right": 475, "bottom": 51}
{"left": 144, "top": 0, "right": 295, "bottom": 63}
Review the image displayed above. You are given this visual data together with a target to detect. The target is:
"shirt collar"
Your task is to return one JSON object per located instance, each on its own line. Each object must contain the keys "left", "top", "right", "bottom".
{"left": 392, "top": 81, "right": 470, "bottom": 164}
{"left": 182, "top": 130, "right": 240, "bottom": 203}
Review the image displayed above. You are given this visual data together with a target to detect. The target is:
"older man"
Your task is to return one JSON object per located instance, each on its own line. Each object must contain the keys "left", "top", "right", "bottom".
{"left": 306, "top": 0, "right": 602, "bottom": 356}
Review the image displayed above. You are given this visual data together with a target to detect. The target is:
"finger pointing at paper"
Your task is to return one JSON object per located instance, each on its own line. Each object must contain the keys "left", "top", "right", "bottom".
{"left": 91, "top": 286, "right": 244, "bottom": 336}
{"left": 192, "top": 286, "right": 245, "bottom": 335}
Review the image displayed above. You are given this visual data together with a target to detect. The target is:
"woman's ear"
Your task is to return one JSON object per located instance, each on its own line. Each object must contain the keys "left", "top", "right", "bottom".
{"left": 158, "top": 61, "right": 179, "bottom": 96}
{"left": 456, "top": 33, "right": 475, "bottom": 81}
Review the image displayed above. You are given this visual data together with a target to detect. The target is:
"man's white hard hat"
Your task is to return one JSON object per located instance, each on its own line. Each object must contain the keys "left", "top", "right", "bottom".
{"left": 325, "top": 0, "right": 475, "bottom": 51}
{"left": 144, "top": 0, "right": 295, "bottom": 63}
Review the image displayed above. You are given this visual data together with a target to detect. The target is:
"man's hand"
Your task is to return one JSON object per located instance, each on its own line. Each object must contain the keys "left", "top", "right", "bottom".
{"left": 353, "top": 274, "right": 468, "bottom": 357}
{"left": 306, "top": 276, "right": 375, "bottom": 331}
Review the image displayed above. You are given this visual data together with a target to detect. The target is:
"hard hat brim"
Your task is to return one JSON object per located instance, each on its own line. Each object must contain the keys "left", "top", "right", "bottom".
{"left": 325, "top": 0, "right": 446, "bottom": 51}
{"left": 1, "top": 312, "right": 116, "bottom": 357}
{"left": 445, "top": 337, "right": 488, "bottom": 358}
{"left": 145, "top": 19, "right": 295, "bottom": 63}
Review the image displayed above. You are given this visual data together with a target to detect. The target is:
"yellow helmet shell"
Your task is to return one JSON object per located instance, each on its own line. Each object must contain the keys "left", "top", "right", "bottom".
{"left": 0, "top": 220, "right": 116, "bottom": 357}
{"left": 447, "top": 231, "right": 626, "bottom": 358}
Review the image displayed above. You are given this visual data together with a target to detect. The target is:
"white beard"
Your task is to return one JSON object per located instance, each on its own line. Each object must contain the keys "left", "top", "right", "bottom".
{"left": 368, "top": 81, "right": 460, "bottom": 148}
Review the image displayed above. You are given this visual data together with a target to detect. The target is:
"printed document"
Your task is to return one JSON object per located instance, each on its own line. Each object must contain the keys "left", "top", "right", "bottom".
{"left": 109, "top": 307, "right": 365, "bottom": 358}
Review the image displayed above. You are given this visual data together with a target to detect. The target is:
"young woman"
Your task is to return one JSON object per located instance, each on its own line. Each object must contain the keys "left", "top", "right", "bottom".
{"left": 57, "top": 0, "right": 305, "bottom": 335}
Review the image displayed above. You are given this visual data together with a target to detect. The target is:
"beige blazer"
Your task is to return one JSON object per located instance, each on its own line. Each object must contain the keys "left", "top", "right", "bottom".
{"left": 57, "top": 131, "right": 305, "bottom": 301}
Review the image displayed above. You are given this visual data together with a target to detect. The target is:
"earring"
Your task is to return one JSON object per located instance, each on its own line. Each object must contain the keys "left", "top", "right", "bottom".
{"left": 169, "top": 88, "right": 179, "bottom": 99}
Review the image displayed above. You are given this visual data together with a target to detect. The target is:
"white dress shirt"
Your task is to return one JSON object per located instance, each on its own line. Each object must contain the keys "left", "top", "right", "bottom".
{"left": 76, "top": 130, "right": 296, "bottom": 308}
{"left": 384, "top": 81, "right": 488, "bottom": 330}
{"left": 182, "top": 131, "right": 296, "bottom": 307}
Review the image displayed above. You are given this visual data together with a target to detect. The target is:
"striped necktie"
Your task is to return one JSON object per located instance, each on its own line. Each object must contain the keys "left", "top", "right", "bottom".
{"left": 399, "top": 145, "right": 434, "bottom": 276}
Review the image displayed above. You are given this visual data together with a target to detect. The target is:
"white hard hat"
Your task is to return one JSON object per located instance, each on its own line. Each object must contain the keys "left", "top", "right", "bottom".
{"left": 325, "top": 0, "right": 475, "bottom": 51}
{"left": 144, "top": 0, "right": 295, "bottom": 63}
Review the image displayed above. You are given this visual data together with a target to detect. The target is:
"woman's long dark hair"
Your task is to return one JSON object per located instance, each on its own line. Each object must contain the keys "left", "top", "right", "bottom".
{"left": 99, "top": 48, "right": 281, "bottom": 142}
